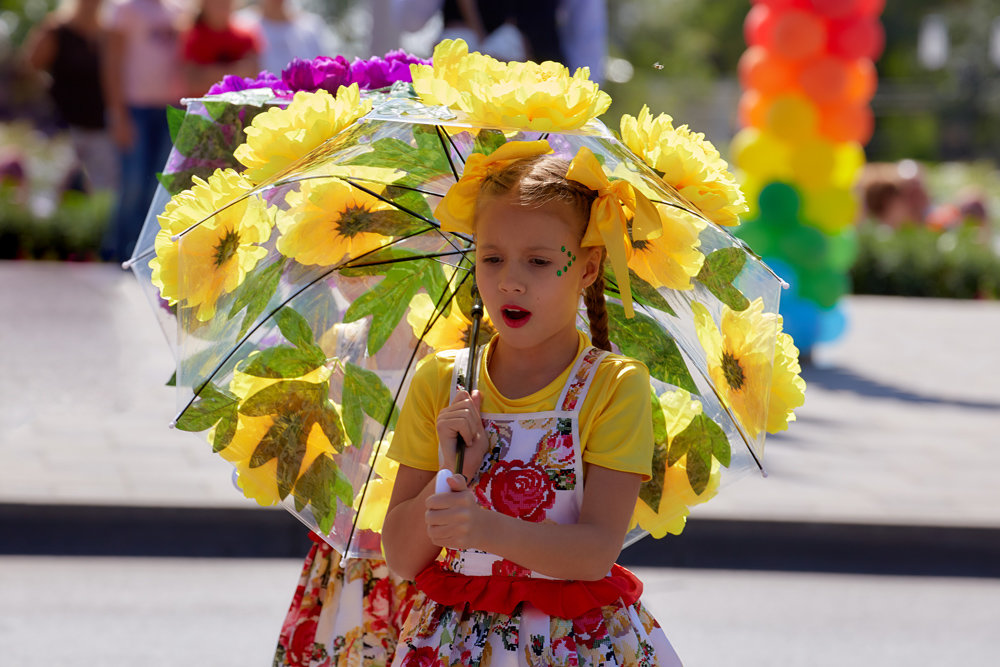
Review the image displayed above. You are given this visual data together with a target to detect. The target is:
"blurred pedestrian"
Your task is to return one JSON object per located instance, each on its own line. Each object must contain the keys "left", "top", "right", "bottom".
{"left": 237, "top": 0, "right": 332, "bottom": 75}
{"left": 180, "top": 0, "right": 261, "bottom": 98}
{"left": 102, "top": 0, "right": 186, "bottom": 263}
{"left": 22, "top": 0, "right": 118, "bottom": 193}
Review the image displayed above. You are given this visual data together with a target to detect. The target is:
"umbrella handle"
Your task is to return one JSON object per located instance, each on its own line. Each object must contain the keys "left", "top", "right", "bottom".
{"left": 453, "top": 286, "right": 485, "bottom": 478}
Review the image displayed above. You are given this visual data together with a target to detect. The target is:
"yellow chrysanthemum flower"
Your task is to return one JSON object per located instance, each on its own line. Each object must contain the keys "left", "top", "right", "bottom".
{"left": 234, "top": 85, "right": 372, "bottom": 185}
{"left": 621, "top": 105, "right": 747, "bottom": 227}
{"left": 274, "top": 179, "right": 393, "bottom": 266}
{"left": 411, "top": 39, "right": 611, "bottom": 131}
{"left": 406, "top": 292, "right": 496, "bottom": 352}
{"left": 354, "top": 440, "right": 398, "bottom": 533}
{"left": 628, "top": 203, "right": 706, "bottom": 290}
{"left": 766, "top": 329, "right": 807, "bottom": 434}
{"left": 692, "top": 298, "right": 789, "bottom": 441}
{"left": 150, "top": 168, "right": 272, "bottom": 322}
{"left": 221, "top": 363, "right": 335, "bottom": 506}
{"left": 632, "top": 390, "right": 721, "bottom": 538}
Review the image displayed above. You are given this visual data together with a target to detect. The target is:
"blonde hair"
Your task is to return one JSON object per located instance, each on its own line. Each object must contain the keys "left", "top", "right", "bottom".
{"left": 475, "top": 155, "right": 612, "bottom": 351}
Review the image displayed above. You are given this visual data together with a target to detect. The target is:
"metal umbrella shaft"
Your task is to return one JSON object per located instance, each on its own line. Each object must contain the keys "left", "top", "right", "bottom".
{"left": 454, "top": 286, "right": 484, "bottom": 476}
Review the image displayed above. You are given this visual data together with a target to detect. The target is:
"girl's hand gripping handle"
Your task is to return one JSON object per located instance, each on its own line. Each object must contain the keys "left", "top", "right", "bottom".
{"left": 436, "top": 389, "right": 486, "bottom": 484}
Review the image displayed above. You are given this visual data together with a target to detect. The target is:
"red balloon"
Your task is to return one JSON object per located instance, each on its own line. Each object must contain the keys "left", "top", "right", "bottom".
{"left": 739, "top": 46, "right": 800, "bottom": 95}
{"left": 744, "top": 4, "right": 775, "bottom": 47}
{"left": 808, "top": 0, "right": 860, "bottom": 19}
{"left": 855, "top": 0, "right": 885, "bottom": 16}
{"left": 817, "top": 101, "right": 873, "bottom": 144}
{"left": 798, "top": 56, "right": 850, "bottom": 105}
{"left": 828, "top": 15, "right": 885, "bottom": 60}
{"left": 770, "top": 9, "right": 828, "bottom": 61}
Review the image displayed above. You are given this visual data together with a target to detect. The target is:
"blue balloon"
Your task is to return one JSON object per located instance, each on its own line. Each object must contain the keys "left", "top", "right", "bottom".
{"left": 817, "top": 304, "right": 848, "bottom": 343}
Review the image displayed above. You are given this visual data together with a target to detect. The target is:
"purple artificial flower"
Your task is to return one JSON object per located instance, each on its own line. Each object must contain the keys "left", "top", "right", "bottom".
{"left": 207, "top": 70, "right": 284, "bottom": 96}
{"left": 349, "top": 50, "right": 430, "bottom": 90}
{"left": 282, "top": 55, "right": 353, "bottom": 94}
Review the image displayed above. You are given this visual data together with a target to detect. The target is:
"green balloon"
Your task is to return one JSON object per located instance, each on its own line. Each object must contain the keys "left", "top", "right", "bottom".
{"left": 757, "top": 182, "right": 801, "bottom": 225}
{"left": 777, "top": 223, "right": 828, "bottom": 271}
{"left": 798, "top": 267, "right": 848, "bottom": 308}
{"left": 827, "top": 229, "right": 858, "bottom": 271}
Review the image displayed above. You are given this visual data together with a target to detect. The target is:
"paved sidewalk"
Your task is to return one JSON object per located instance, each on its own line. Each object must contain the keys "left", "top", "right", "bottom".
{"left": 2, "top": 261, "right": 999, "bottom": 558}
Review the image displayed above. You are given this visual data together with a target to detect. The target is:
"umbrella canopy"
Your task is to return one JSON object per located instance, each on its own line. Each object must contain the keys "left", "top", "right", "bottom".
{"left": 135, "top": 40, "right": 805, "bottom": 559}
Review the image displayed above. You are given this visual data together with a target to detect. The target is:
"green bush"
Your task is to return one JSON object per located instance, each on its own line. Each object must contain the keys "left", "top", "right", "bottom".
{"left": 851, "top": 221, "right": 1000, "bottom": 299}
{"left": 0, "top": 186, "right": 112, "bottom": 261}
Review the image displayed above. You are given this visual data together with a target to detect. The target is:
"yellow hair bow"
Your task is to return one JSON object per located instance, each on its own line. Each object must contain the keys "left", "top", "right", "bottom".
{"left": 435, "top": 140, "right": 553, "bottom": 235}
{"left": 566, "top": 146, "right": 660, "bottom": 318}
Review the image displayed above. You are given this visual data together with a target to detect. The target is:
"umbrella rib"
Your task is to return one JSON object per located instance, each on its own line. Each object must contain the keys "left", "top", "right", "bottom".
{"left": 434, "top": 125, "right": 463, "bottom": 180}
{"left": 343, "top": 264, "right": 474, "bottom": 557}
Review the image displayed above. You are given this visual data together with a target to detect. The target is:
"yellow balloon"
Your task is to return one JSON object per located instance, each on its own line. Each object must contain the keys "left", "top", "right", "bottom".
{"left": 832, "top": 141, "right": 866, "bottom": 189}
{"left": 789, "top": 137, "right": 837, "bottom": 190}
{"left": 765, "top": 94, "right": 818, "bottom": 143}
{"left": 730, "top": 127, "right": 792, "bottom": 182}
{"left": 802, "top": 185, "right": 859, "bottom": 233}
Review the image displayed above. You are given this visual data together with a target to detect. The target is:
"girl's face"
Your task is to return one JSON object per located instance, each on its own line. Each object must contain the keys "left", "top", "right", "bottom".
{"left": 474, "top": 193, "right": 601, "bottom": 356}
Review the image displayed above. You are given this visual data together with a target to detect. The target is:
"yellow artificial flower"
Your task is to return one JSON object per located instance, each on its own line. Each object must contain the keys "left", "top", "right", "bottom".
{"left": 406, "top": 292, "right": 496, "bottom": 352}
{"left": 234, "top": 85, "right": 372, "bottom": 185}
{"left": 632, "top": 390, "right": 721, "bottom": 538}
{"left": 150, "top": 168, "right": 272, "bottom": 322}
{"left": 354, "top": 440, "right": 398, "bottom": 534}
{"left": 627, "top": 203, "right": 706, "bottom": 290}
{"left": 411, "top": 39, "right": 611, "bottom": 131}
{"left": 621, "top": 105, "right": 748, "bottom": 227}
{"left": 766, "top": 330, "right": 807, "bottom": 434}
{"left": 275, "top": 179, "right": 393, "bottom": 266}
{"left": 221, "top": 363, "right": 336, "bottom": 506}
{"left": 692, "top": 298, "right": 788, "bottom": 441}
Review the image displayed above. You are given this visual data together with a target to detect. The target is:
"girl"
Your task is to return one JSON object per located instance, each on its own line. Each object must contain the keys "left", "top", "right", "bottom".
{"left": 383, "top": 142, "right": 683, "bottom": 665}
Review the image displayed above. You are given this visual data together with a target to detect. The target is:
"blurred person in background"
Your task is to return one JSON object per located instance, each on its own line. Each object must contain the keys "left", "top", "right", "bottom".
{"left": 180, "top": 0, "right": 261, "bottom": 97}
{"left": 22, "top": 0, "right": 118, "bottom": 193}
{"left": 101, "top": 0, "right": 186, "bottom": 263}
{"left": 393, "top": 0, "right": 606, "bottom": 82}
{"left": 237, "top": 0, "right": 333, "bottom": 75}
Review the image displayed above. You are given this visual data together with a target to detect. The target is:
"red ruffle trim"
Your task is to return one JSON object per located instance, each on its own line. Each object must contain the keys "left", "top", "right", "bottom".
{"left": 414, "top": 561, "right": 643, "bottom": 619}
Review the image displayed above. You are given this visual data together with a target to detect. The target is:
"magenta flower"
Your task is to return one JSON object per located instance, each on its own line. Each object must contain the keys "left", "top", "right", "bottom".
{"left": 207, "top": 70, "right": 285, "bottom": 96}
{"left": 350, "top": 50, "right": 428, "bottom": 90}
{"left": 282, "top": 55, "right": 353, "bottom": 94}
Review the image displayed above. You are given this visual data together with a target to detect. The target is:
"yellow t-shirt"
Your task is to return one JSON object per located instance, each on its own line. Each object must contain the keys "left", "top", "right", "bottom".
{"left": 388, "top": 331, "right": 653, "bottom": 481}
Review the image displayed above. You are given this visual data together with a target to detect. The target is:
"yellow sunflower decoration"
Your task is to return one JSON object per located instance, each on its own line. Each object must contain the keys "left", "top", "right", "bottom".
{"left": 234, "top": 84, "right": 372, "bottom": 185}
{"left": 150, "top": 168, "right": 272, "bottom": 322}
{"left": 274, "top": 179, "right": 393, "bottom": 267}
{"left": 410, "top": 39, "right": 611, "bottom": 131}
{"left": 627, "top": 202, "right": 706, "bottom": 291}
{"left": 220, "top": 362, "right": 338, "bottom": 506}
{"left": 406, "top": 292, "right": 496, "bottom": 352}
{"left": 354, "top": 439, "right": 398, "bottom": 534}
{"left": 621, "top": 105, "right": 748, "bottom": 227}
{"left": 632, "top": 390, "right": 721, "bottom": 538}
{"left": 692, "top": 299, "right": 805, "bottom": 440}
{"left": 767, "top": 330, "right": 807, "bottom": 434}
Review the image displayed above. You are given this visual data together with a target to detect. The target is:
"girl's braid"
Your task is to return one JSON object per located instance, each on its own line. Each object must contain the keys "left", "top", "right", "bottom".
{"left": 584, "top": 253, "right": 611, "bottom": 352}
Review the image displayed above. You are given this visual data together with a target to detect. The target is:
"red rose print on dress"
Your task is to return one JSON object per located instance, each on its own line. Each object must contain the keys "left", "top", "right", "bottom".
{"left": 364, "top": 576, "right": 393, "bottom": 632}
{"left": 492, "top": 558, "right": 533, "bottom": 577}
{"left": 475, "top": 459, "right": 556, "bottom": 522}
{"left": 401, "top": 645, "right": 441, "bottom": 667}
{"left": 572, "top": 608, "right": 609, "bottom": 649}
{"left": 286, "top": 618, "right": 318, "bottom": 666}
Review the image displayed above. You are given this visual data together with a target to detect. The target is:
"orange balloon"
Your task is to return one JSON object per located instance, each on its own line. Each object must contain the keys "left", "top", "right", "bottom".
{"left": 738, "top": 90, "right": 771, "bottom": 129}
{"left": 843, "top": 58, "right": 877, "bottom": 104}
{"left": 739, "top": 46, "right": 801, "bottom": 95}
{"left": 770, "top": 10, "right": 827, "bottom": 61}
{"left": 817, "top": 101, "right": 873, "bottom": 144}
{"left": 798, "top": 55, "right": 850, "bottom": 105}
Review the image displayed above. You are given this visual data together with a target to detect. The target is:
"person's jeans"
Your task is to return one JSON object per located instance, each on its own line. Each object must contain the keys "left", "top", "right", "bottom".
{"left": 102, "top": 106, "right": 173, "bottom": 263}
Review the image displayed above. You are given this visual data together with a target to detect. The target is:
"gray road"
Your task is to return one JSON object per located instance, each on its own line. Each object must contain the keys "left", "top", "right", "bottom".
{"left": 1, "top": 556, "right": 997, "bottom": 666}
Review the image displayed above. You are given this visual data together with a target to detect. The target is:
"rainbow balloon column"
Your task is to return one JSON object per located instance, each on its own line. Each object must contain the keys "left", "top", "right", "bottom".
{"left": 731, "top": 0, "right": 884, "bottom": 354}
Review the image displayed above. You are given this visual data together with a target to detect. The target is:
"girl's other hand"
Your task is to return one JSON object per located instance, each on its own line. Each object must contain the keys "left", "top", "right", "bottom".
{"left": 425, "top": 474, "right": 487, "bottom": 550}
{"left": 435, "top": 389, "right": 487, "bottom": 480}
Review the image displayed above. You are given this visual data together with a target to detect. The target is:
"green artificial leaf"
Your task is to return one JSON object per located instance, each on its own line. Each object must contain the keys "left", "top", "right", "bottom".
{"left": 173, "top": 113, "right": 227, "bottom": 158}
{"left": 229, "top": 258, "right": 286, "bottom": 339}
{"left": 362, "top": 208, "right": 430, "bottom": 237}
{"left": 344, "top": 259, "right": 449, "bottom": 355}
{"left": 211, "top": 413, "right": 238, "bottom": 453}
{"left": 606, "top": 303, "right": 697, "bottom": 393}
{"left": 175, "top": 382, "right": 239, "bottom": 433}
{"left": 166, "top": 105, "right": 187, "bottom": 144}
{"left": 696, "top": 248, "right": 751, "bottom": 311}
{"left": 166, "top": 371, "right": 176, "bottom": 387}
{"left": 473, "top": 129, "right": 508, "bottom": 156}
{"left": 603, "top": 267, "right": 676, "bottom": 316}
{"left": 238, "top": 345, "right": 326, "bottom": 379}
{"left": 383, "top": 185, "right": 436, "bottom": 227}
{"left": 344, "top": 132, "right": 451, "bottom": 184}
{"left": 275, "top": 307, "right": 318, "bottom": 352}
{"left": 238, "top": 379, "right": 325, "bottom": 417}
{"left": 342, "top": 363, "right": 399, "bottom": 447}
{"left": 292, "top": 454, "right": 354, "bottom": 533}
{"left": 638, "top": 389, "right": 669, "bottom": 509}
{"left": 157, "top": 170, "right": 197, "bottom": 197}
{"left": 667, "top": 412, "right": 730, "bottom": 494}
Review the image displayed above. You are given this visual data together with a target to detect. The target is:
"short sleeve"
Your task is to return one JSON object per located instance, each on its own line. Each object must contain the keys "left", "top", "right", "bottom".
{"left": 580, "top": 357, "right": 654, "bottom": 481}
{"left": 386, "top": 352, "right": 453, "bottom": 471}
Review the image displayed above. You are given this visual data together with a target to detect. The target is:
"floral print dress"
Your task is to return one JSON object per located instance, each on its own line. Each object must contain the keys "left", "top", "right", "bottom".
{"left": 273, "top": 540, "right": 423, "bottom": 667}
{"left": 392, "top": 347, "right": 683, "bottom": 667}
